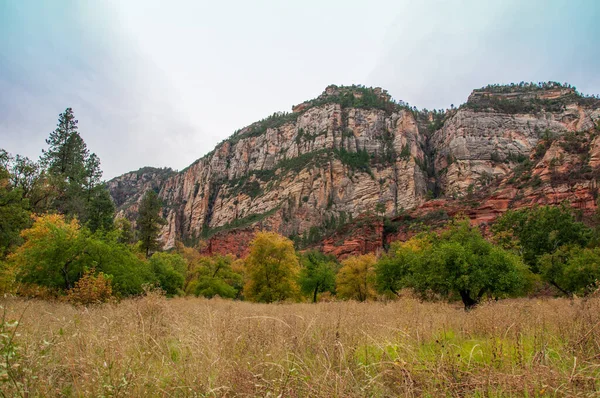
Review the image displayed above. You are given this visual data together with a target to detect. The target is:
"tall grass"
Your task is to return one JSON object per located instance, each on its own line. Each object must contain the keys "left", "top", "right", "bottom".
{"left": 1, "top": 294, "right": 599, "bottom": 397}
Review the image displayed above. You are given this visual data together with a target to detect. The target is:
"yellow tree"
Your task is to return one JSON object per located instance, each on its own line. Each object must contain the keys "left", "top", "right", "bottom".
{"left": 9, "top": 214, "right": 84, "bottom": 290}
{"left": 244, "top": 231, "right": 300, "bottom": 303}
{"left": 336, "top": 254, "right": 377, "bottom": 301}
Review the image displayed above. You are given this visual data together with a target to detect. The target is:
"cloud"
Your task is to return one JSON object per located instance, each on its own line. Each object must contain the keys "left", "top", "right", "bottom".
{"left": 1, "top": 0, "right": 598, "bottom": 179}
{"left": 365, "top": 0, "right": 600, "bottom": 109}
{"left": 0, "top": 1, "right": 202, "bottom": 179}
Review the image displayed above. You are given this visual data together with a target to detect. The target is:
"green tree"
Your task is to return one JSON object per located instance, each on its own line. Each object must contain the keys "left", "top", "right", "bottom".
{"left": 0, "top": 150, "right": 31, "bottom": 257}
{"left": 244, "top": 232, "right": 300, "bottom": 303}
{"left": 492, "top": 204, "right": 590, "bottom": 272}
{"left": 375, "top": 237, "right": 426, "bottom": 297}
{"left": 409, "top": 219, "right": 528, "bottom": 309}
{"left": 190, "top": 254, "right": 243, "bottom": 299}
{"left": 40, "top": 108, "right": 83, "bottom": 176}
{"left": 9, "top": 213, "right": 154, "bottom": 295}
{"left": 7, "top": 153, "right": 57, "bottom": 214}
{"left": 336, "top": 254, "right": 377, "bottom": 301}
{"left": 298, "top": 250, "right": 337, "bottom": 302}
{"left": 85, "top": 185, "right": 115, "bottom": 232}
{"left": 148, "top": 252, "right": 186, "bottom": 296}
{"left": 115, "top": 217, "right": 135, "bottom": 244}
{"left": 10, "top": 214, "right": 86, "bottom": 290}
{"left": 39, "top": 108, "right": 112, "bottom": 223}
{"left": 8, "top": 154, "right": 40, "bottom": 199}
{"left": 539, "top": 245, "right": 600, "bottom": 296}
{"left": 137, "top": 190, "right": 167, "bottom": 258}
{"left": 80, "top": 231, "right": 153, "bottom": 296}
{"left": 40, "top": 108, "right": 89, "bottom": 217}
{"left": 83, "top": 153, "right": 102, "bottom": 201}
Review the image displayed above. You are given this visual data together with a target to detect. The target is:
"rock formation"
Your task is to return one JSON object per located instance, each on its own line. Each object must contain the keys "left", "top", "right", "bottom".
{"left": 108, "top": 83, "right": 600, "bottom": 257}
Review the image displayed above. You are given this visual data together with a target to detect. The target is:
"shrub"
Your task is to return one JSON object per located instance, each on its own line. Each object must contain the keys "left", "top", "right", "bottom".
{"left": 66, "top": 269, "right": 113, "bottom": 305}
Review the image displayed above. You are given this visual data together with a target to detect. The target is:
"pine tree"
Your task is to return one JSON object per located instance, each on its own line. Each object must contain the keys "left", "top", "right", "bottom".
{"left": 115, "top": 218, "right": 135, "bottom": 244}
{"left": 40, "top": 108, "right": 87, "bottom": 217}
{"left": 137, "top": 190, "right": 166, "bottom": 258}
{"left": 86, "top": 185, "right": 115, "bottom": 232}
{"left": 40, "top": 108, "right": 113, "bottom": 223}
{"left": 41, "top": 108, "right": 87, "bottom": 180}
{"left": 83, "top": 153, "right": 102, "bottom": 202}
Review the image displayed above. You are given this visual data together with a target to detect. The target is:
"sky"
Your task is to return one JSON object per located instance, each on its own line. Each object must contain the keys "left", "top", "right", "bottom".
{"left": 1, "top": 0, "right": 599, "bottom": 179}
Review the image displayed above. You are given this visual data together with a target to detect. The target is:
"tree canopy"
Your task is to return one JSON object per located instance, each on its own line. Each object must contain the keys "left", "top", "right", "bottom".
{"left": 336, "top": 254, "right": 377, "bottom": 302}
{"left": 244, "top": 232, "right": 300, "bottom": 303}
{"left": 407, "top": 219, "right": 529, "bottom": 309}
{"left": 298, "top": 250, "right": 337, "bottom": 302}
{"left": 492, "top": 204, "right": 591, "bottom": 272}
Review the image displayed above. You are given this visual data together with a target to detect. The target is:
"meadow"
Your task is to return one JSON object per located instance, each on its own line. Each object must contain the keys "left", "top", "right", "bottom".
{"left": 0, "top": 294, "right": 599, "bottom": 397}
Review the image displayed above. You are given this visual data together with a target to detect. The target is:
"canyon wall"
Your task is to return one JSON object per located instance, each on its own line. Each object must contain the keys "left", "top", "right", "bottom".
{"left": 108, "top": 83, "right": 600, "bottom": 256}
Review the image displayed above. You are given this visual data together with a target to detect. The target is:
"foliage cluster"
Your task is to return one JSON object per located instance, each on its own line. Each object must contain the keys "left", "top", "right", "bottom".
{"left": 65, "top": 268, "right": 113, "bottom": 305}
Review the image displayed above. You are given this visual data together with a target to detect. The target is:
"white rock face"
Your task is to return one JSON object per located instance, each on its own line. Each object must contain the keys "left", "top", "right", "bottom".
{"left": 432, "top": 97, "right": 600, "bottom": 195}
{"left": 108, "top": 85, "right": 600, "bottom": 248}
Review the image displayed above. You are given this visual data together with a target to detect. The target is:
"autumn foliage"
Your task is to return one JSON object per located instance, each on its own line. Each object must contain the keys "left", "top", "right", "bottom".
{"left": 66, "top": 268, "right": 113, "bottom": 305}
{"left": 243, "top": 232, "right": 300, "bottom": 303}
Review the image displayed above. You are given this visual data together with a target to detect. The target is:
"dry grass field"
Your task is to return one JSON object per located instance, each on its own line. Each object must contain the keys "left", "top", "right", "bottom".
{"left": 1, "top": 294, "right": 599, "bottom": 397}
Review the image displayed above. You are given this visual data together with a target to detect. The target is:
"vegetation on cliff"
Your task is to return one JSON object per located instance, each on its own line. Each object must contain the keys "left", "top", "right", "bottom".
{"left": 465, "top": 81, "right": 600, "bottom": 113}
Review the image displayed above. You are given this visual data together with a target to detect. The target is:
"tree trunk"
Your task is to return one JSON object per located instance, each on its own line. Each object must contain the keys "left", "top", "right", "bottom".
{"left": 550, "top": 281, "right": 572, "bottom": 297}
{"left": 312, "top": 283, "right": 320, "bottom": 303}
{"left": 459, "top": 290, "right": 478, "bottom": 311}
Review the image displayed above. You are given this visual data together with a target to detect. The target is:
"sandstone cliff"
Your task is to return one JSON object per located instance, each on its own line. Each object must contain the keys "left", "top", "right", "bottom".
{"left": 108, "top": 83, "right": 600, "bottom": 257}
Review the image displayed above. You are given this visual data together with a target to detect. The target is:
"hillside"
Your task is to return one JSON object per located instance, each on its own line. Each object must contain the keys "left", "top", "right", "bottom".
{"left": 108, "top": 82, "right": 600, "bottom": 256}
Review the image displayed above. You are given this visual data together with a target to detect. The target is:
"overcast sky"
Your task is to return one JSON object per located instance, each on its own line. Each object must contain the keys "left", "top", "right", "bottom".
{"left": 1, "top": 0, "right": 599, "bottom": 179}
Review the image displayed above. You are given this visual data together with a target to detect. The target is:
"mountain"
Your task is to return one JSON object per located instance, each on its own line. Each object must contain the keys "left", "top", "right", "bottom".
{"left": 108, "top": 83, "right": 600, "bottom": 257}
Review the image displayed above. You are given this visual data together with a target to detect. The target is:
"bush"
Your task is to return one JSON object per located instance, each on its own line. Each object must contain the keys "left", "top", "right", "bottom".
{"left": 334, "top": 148, "right": 372, "bottom": 175}
{"left": 66, "top": 269, "right": 113, "bottom": 305}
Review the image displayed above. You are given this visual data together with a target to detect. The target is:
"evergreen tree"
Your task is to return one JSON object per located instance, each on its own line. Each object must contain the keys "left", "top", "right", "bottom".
{"left": 40, "top": 108, "right": 87, "bottom": 217}
{"left": 137, "top": 190, "right": 166, "bottom": 257}
{"left": 86, "top": 185, "right": 115, "bottom": 232}
{"left": 39, "top": 108, "right": 113, "bottom": 223}
{"left": 41, "top": 108, "right": 89, "bottom": 187}
{"left": 115, "top": 217, "right": 135, "bottom": 244}
{"left": 83, "top": 153, "right": 102, "bottom": 202}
